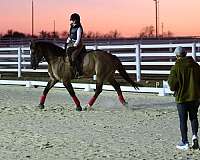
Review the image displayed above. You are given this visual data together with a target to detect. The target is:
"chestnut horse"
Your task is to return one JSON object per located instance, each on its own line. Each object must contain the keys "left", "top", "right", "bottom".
{"left": 30, "top": 41, "right": 140, "bottom": 111}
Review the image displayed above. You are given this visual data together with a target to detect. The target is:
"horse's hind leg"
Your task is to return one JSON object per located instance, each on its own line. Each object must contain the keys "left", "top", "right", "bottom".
{"left": 63, "top": 82, "right": 82, "bottom": 111}
{"left": 85, "top": 82, "right": 103, "bottom": 110}
{"left": 109, "top": 79, "right": 128, "bottom": 106}
{"left": 38, "top": 79, "right": 58, "bottom": 109}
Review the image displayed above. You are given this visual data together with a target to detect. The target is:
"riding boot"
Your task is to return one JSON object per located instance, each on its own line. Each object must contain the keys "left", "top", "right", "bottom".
{"left": 71, "top": 61, "right": 79, "bottom": 78}
{"left": 75, "top": 61, "right": 82, "bottom": 78}
{"left": 76, "top": 60, "right": 83, "bottom": 76}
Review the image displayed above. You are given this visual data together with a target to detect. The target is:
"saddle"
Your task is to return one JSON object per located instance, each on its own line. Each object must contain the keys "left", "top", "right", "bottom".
{"left": 66, "top": 45, "right": 87, "bottom": 78}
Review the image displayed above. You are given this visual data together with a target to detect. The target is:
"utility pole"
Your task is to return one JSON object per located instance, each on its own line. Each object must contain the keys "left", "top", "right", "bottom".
{"left": 153, "top": 0, "right": 159, "bottom": 38}
{"left": 53, "top": 20, "right": 56, "bottom": 38}
{"left": 161, "top": 22, "right": 164, "bottom": 37}
{"left": 31, "top": 0, "right": 34, "bottom": 37}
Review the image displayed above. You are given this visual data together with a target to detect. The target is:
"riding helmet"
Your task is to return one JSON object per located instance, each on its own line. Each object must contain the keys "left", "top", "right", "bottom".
{"left": 70, "top": 13, "right": 80, "bottom": 23}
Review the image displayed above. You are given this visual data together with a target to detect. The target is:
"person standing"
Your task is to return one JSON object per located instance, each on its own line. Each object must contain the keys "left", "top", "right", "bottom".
{"left": 65, "top": 13, "right": 84, "bottom": 77}
{"left": 168, "top": 46, "right": 200, "bottom": 150}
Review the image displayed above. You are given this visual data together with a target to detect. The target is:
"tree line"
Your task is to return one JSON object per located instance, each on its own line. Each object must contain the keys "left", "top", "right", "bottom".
{"left": 0, "top": 25, "right": 173, "bottom": 39}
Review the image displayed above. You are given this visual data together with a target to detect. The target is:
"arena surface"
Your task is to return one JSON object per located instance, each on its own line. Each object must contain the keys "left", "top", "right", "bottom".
{"left": 0, "top": 85, "right": 199, "bottom": 160}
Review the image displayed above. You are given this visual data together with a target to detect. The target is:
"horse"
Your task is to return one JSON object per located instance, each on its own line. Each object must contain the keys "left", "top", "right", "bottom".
{"left": 30, "top": 40, "right": 140, "bottom": 111}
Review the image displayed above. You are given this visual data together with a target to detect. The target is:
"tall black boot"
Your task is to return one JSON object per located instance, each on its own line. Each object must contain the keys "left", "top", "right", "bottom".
{"left": 71, "top": 61, "right": 78, "bottom": 78}
{"left": 76, "top": 60, "right": 83, "bottom": 76}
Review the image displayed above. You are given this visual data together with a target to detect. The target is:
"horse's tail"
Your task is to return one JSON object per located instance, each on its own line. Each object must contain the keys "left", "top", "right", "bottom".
{"left": 112, "top": 55, "right": 141, "bottom": 90}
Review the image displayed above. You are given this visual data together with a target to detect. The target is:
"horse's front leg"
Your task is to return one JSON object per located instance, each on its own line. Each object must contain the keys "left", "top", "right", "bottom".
{"left": 63, "top": 82, "right": 82, "bottom": 111}
{"left": 84, "top": 82, "right": 103, "bottom": 111}
{"left": 37, "top": 79, "right": 58, "bottom": 109}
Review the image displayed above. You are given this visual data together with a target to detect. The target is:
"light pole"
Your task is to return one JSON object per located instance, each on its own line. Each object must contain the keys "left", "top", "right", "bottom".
{"left": 53, "top": 20, "right": 56, "bottom": 38}
{"left": 31, "top": 0, "right": 34, "bottom": 37}
{"left": 161, "top": 22, "right": 164, "bottom": 37}
{"left": 153, "top": 0, "right": 158, "bottom": 38}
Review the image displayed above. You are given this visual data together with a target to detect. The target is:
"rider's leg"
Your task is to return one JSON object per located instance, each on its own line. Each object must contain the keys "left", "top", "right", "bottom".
{"left": 71, "top": 45, "right": 83, "bottom": 77}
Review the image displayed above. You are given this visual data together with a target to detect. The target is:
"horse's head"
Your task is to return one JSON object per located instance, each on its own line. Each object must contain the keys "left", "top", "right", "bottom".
{"left": 30, "top": 41, "right": 44, "bottom": 70}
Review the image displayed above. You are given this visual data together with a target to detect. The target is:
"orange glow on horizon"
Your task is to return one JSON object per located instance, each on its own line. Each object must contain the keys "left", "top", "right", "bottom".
{"left": 0, "top": 0, "right": 200, "bottom": 37}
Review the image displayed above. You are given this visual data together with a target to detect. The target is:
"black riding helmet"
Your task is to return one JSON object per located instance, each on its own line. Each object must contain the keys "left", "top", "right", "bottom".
{"left": 70, "top": 13, "right": 80, "bottom": 23}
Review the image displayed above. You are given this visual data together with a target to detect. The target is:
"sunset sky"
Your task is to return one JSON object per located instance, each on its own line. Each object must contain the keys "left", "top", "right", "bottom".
{"left": 0, "top": 0, "right": 199, "bottom": 37}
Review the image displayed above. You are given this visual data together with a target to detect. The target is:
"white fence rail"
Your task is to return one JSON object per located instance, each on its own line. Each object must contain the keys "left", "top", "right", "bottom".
{"left": 0, "top": 79, "right": 171, "bottom": 96}
{"left": 0, "top": 43, "right": 200, "bottom": 80}
{"left": 0, "top": 42, "right": 200, "bottom": 95}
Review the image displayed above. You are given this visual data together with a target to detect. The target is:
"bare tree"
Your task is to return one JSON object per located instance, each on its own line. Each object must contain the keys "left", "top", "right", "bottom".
{"left": 84, "top": 30, "right": 121, "bottom": 39}
{"left": 108, "top": 30, "right": 121, "bottom": 38}
{"left": 51, "top": 31, "right": 59, "bottom": 39}
{"left": 3, "top": 29, "right": 26, "bottom": 38}
{"left": 5, "top": 29, "right": 14, "bottom": 37}
{"left": 139, "top": 25, "right": 155, "bottom": 38}
{"left": 60, "top": 31, "right": 68, "bottom": 39}
{"left": 163, "top": 30, "right": 173, "bottom": 37}
{"left": 39, "top": 30, "right": 51, "bottom": 38}
{"left": 84, "top": 31, "right": 98, "bottom": 39}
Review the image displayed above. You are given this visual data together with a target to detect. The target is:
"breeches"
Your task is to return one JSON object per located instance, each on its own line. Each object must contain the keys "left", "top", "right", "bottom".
{"left": 68, "top": 42, "right": 83, "bottom": 62}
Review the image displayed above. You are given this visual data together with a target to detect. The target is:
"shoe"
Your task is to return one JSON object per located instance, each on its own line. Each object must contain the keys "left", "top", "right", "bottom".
{"left": 192, "top": 135, "right": 199, "bottom": 150}
{"left": 176, "top": 141, "right": 189, "bottom": 150}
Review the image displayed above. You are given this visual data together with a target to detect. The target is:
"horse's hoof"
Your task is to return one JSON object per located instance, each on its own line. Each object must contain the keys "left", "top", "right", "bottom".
{"left": 36, "top": 104, "right": 45, "bottom": 109}
{"left": 123, "top": 102, "right": 129, "bottom": 108}
{"left": 83, "top": 105, "right": 94, "bottom": 111}
{"left": 83, "top": 106, "right": 87, "bottom": 111}
{"left": 83, "top": 104, "right": 89, "bottom": 111}
{"left": 76, "top": 106, "right": 82, "bottom": 111}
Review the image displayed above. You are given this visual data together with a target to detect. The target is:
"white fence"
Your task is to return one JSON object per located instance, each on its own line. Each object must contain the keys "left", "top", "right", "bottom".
{"left": 0, "top": 42, "right": 200, "bottom": 95}
{"left": 0, "top": 79, "right": 171, "bottom": 96}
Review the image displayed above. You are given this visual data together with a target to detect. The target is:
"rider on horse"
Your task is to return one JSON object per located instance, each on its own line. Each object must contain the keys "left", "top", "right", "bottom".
{"left": 65, "top": 13, "right": 85, "bottom": 78}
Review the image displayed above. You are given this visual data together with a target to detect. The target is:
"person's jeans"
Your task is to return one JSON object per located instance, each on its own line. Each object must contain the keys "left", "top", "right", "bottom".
{"left": 177, "top": 101, "right": 199, "bottom": 144}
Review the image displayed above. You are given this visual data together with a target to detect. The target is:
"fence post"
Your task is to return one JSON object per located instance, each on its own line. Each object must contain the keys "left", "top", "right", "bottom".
{"left": 94, "top": 44, "right": 97, "bottom": 50}
{"left": 93, "top": 44, "right": 98, "bottom": 81}
{"left": 158, "top": 80, "right": 168, "bottom": 96}
{"left": 135, "top": 44, "right": 141, "bottom": 82}
{"left": 21, "top": 48, "right": 26, "bottom": 69}
{"left": 192, "top": 43, "right": 196, "bottom": 61}
{"left": 17, "top": 47, "right": 21, "bottom": 78}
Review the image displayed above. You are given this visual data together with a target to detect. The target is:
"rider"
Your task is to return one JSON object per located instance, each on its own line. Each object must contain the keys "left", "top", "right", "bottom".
{"left": 65, "top": 13, "right": 84, "bottom": 78}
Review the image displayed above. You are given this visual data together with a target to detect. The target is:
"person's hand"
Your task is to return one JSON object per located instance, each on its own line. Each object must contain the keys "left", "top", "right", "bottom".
{"left": 64, "top": 42, "right": 68, "bottom": 50}
{"left": 73, "top": 43, "right": 78, "bottom": 47}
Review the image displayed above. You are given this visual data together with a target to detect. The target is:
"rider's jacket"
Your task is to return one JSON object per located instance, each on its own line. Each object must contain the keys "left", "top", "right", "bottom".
{"left": 69, "top": 24, "right": 83, "bottom": 41}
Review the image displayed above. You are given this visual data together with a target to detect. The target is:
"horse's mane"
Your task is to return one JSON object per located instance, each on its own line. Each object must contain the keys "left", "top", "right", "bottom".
{"left": 34, "top": 40, "right": 66, "bottom": 56}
